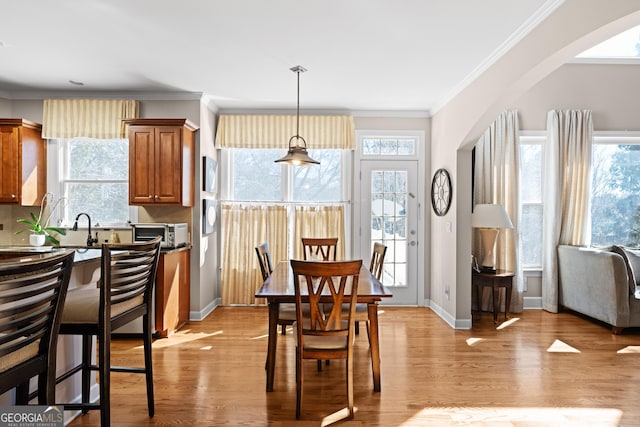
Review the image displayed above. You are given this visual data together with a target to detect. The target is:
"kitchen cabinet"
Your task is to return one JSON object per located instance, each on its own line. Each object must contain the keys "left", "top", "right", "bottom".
{"left": 0, "top": 119, "right": 46, "bottom": 205}
{"left": 125, "top": 118, "right": 198, "bottom": 206}
{"left": 155, "top": 247, "right": 191, "bottom": 337}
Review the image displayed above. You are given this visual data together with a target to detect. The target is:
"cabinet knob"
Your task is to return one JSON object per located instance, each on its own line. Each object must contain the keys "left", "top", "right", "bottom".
{"left": 155, "top": 195, "right": 159, "bottom": 199}
{"left": 11, "top": 194, "right": 16, "bottom": 199}
{"left": 148, "top": 195, "right": 153, "bottom": 199}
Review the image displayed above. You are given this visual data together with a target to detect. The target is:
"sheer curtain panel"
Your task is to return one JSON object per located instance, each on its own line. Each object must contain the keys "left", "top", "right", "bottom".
{"left": 542, "top": 109, "right": 592, "bottom": 312}
{"left": 473, "top": 110, "right": 522, "bottom": 312}
{"left": 221, "top": 204, "right": 288, "bottom": 305}
{"left": 293, "top": 205, "right": 345, "bottom": 260}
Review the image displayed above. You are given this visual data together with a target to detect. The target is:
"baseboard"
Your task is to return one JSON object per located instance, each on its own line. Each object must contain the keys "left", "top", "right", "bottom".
{"left": 189, "top": 297, "right": 220, "bottom": 321}
{"left": 523, "top": 296, "right": 543, "bottom": 309}
{"left": 428, "top": 299, "right": 472, "bottom": 330}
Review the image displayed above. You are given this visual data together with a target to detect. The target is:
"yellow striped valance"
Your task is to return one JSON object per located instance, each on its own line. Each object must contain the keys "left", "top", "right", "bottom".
{"left": 215, "top": 115, "right": 355, "bottom": 149}
{"left": 42, "top": 99, "right": 139, "bottom": 139}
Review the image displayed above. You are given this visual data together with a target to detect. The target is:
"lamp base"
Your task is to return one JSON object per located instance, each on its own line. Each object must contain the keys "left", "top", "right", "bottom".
{"left": 480, "top": 266, "right": 496, "bottom": 274}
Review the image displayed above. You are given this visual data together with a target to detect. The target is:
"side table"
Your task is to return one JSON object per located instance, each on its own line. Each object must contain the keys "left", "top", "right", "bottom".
{"left": 473, "top": 269, "right": 514, "bottom": 323}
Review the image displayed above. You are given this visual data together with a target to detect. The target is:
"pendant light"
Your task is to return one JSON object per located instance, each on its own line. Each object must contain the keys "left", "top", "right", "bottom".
{"left": 274, "top": 65, "right": 320, "bottom": 166}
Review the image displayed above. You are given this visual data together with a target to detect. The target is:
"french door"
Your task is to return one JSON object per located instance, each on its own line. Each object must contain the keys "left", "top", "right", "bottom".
{"left": 359, "top": 160, "right": 419, "bottom": 305}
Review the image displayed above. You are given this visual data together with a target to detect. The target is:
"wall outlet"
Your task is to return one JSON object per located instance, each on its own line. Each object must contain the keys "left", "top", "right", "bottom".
{"left": 444, "top": 286, "right": 450, "bottom": 300}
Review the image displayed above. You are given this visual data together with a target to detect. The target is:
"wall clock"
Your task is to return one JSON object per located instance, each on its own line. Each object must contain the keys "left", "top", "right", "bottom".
{"left": 431, "top": 168, "right": 452, "bottom": 216}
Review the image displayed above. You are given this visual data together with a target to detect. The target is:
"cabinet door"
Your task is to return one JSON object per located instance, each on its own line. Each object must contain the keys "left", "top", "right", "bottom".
{"left": 129, "top": 126, "right": 156, "bottom": 204}
{"left": 0, "top": 125, "right": 20, "bottom": 203}
{"left": 154, "top": 127, "right": 182, "bottom": 204}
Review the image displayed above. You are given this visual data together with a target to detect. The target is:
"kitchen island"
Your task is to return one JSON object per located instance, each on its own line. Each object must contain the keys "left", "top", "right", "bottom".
{"left": 0, "top": 247, "right": 103, "bottom": 423}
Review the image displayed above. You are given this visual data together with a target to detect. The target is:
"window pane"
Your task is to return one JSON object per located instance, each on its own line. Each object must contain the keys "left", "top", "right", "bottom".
{"left": 520, "top": 144, "right": 542, "bottom": 202}
{"left": 64, "top": 183, "right": 129, "bottom": 224}
{"left": 363, "top": 139, "right": 381, "bottom": 155}
{"left": 232, "top": 149, "right": 281, "bottom": 201}
{"left": 362, "top": 137, "right": 417, "bottom": 156}
{"left": 591, "top": 143, "right": 640, "bottom": 247}
{"left": 292, "top": 150, "right": 341, "bottom": 202}
{"left": 61, "top": 138, "right": 129, "bottom": 226}
{"left": 68, "top": 139, "right": 128, "bottom": 180}
{"left": 521, "top": 204, "right": 542, "bottom": 266}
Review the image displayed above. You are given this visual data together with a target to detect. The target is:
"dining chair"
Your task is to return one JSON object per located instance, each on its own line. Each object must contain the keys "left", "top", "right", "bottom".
{"left": 301, "top": 237, "right": 338, "bottom": 261}
{"left": 0, "top": 250, "right": 74, "bottom": 405}
{"left": 290, "top": 259, "right": 362, "bottom": 420}
{"left": 57, "top": 237, "right": 161, "bottom": 426}
{"left": 256, "top": 243, "right": 296, "bottom": 335}
{"left": 353, "top": 242, "right": 388, "bottom": 335}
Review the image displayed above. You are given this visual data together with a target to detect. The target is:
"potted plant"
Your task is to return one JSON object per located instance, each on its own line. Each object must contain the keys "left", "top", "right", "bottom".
{"left": 16, "top": 193, "right": 67, "bottom": 246}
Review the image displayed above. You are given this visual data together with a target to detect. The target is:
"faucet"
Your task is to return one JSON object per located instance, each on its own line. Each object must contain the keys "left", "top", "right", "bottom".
{"left": 72, "top": 212, "right": 99, "bottom": 247}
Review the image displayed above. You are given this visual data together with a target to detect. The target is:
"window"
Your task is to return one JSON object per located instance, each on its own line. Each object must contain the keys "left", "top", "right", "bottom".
{"left": 519, "top": 135, "right": 543, "bottom": 268}
{"left": 591, "top": 135, "right": 640, "bottom": 247}
{"left": 362, "top": 137, "right": 416, "bottom": 156}
{"left": 227, "top": 148, "right": 344, "bottom": 202}
{"left": 576, "top": 25, "right": 640, "bottom": 59}
{"left": 55, "top": 138, "right": 133, "bottom": 226}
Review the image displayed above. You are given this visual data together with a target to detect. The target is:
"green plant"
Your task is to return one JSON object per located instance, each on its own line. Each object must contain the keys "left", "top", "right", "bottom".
{"left": 16, "top": 193, "right": 67, "bottom": 245}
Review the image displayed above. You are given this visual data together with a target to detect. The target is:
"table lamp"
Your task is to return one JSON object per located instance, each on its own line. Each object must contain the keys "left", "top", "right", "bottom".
{"left": 471, "top": 203, "right": 513, "bottom": 273}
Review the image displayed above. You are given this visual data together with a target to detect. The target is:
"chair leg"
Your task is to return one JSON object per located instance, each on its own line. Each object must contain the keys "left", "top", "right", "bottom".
{"left": 355, "top": 321, "right": 360, "bottom": 335}
{"left": 346, "top": 354, "right": 354, "bottom": 419}
{"left": 280, "top": 324, "right": 286, "bottom": 335}
{"left": 81, "top": 334, "right": 92, "bottom": 414}
{"left": 296, "top": 353, "right": 302, "bottom": 420}
{"left": 143, "top": 313, "right": 155, "bottom": 417}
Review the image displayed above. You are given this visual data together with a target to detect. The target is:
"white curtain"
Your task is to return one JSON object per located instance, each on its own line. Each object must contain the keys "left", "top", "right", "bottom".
{"left": 542, "top": 110, "right": 592, "bottom": 312}
{"left": 473, "top": 110, "right": 522, "bottom": 312}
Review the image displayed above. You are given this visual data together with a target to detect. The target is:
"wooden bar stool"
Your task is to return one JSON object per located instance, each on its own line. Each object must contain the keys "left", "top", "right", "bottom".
{"left": 56, "top": 238, "right": 161, "bottom": 426}
{"left": 0, "top": 250, "right": 74, "bottom": 405}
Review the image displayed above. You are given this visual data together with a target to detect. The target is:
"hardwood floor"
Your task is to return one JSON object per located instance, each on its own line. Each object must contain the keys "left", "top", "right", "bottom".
{"left": 65, "top": 307, "right": 640, "bottom": 426}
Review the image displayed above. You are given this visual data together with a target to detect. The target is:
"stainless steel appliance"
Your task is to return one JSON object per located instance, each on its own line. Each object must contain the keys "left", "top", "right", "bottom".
{"left": 132, "top": 223, "right": 189, "bottom": 248}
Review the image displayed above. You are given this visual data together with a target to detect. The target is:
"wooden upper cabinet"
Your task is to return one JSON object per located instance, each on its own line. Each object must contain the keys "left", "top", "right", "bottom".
{"left": 0, "top": 119, "right": 46, "bottom": 206}
{"left": 125, "top": 118, "right": 198, "bottom": 206}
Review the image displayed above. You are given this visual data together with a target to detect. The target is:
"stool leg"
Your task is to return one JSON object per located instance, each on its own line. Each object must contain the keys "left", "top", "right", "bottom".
{"left": 15, "top": 382, "right": 29, "bottom": 404}
{"left": 143, "top": 312, "right": 155, "bottom": 417}
{"left": 81, "top": 334, "right": 92, "bottom": 413}
{"left": 99, "top": 326, "right": 111, "bottom": 426}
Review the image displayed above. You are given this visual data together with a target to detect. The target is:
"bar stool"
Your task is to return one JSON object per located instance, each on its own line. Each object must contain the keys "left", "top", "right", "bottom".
{"left": 0, "top": 250, "right": 74, "bottom": 405}
{"left": 56, "top": 238, "right": 161, "bottom": 426}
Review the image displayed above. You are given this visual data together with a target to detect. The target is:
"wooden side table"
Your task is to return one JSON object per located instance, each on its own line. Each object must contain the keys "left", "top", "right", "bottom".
{"left": 473, "top": 269, "right": 514, "bottom": 323}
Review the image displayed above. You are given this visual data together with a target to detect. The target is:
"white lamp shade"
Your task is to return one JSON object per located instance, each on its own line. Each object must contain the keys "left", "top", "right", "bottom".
{"left": 471, "top": 204, "right": 513, "bottom": 229}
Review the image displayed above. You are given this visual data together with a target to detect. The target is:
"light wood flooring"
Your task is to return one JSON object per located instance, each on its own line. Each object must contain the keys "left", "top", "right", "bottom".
{"left": 65, "top": 307, "right": 640, "bottom": 426}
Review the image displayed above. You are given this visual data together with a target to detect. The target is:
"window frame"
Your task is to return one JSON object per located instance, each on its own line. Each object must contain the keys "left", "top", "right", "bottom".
{"left": 518, "top": 131, "right": 545, "bottom": 271}
{"left": 48, "top": 139, "right": 137, "bottom": 229}
{"left": 220, "top": 148, "right": 351, "bottom": 203}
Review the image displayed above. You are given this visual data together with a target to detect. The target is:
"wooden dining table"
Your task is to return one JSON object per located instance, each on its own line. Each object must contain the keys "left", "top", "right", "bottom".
{"left": 255, "top": 260, "right": 392, "bottom": 392}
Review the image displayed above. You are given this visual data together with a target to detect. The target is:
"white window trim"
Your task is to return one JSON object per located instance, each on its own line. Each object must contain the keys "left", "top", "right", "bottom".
{"left": 357, "top": 130, "right": 422, "bottom": 160}
{"left": 47, "top": 139, "right": 137, "bottom": 229}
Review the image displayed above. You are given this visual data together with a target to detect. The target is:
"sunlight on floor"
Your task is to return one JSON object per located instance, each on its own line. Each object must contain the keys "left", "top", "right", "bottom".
{"left": 144, "top": 330, "right": 223, "bottom": 349}
{"left": 400, "top": 406, "right": 622, "bottom": 426}
{"left": 496, "top": 317, "right": 519, "bottom": 329}
{"left": 466, "top": 337, "right": 484, "bottom": 346}
{"left": 617, "top": 345, "right": 640, "bottom": 354}
{"left": 547, "top": 339, "right": 580, "bottom": 353}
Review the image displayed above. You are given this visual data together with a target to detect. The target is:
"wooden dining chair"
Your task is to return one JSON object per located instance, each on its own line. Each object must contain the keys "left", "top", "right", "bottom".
{"left": 0, "top": 250, "right": 74, "bottom": 405}
{"left": 57, "top": 238, "right": 161, "bottom": 426}
{"left": 301, "top": 237, "right": 338, "bottom": 261}
{"left": 353, "top": 242, "right": 388, "bottom": 335}
{"left": 290, "top": 259, "right": 362, "bottom": 420}
{"left": 256, "top": 242, "right": 296, "bottom": 335}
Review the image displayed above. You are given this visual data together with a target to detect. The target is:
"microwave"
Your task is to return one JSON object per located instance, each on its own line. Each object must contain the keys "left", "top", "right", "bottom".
{"left": 132, "top": 223, "right": 189, "bottom": 248}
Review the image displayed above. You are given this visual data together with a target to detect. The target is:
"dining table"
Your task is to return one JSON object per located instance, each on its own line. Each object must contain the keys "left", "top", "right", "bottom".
{"left": 255, "top": 260, "right": 392, "bottom": 392}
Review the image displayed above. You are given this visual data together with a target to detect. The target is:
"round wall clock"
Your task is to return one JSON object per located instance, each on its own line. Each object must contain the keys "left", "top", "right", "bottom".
{"left": 431, "top": 168, "right": 452, "bottom": 216}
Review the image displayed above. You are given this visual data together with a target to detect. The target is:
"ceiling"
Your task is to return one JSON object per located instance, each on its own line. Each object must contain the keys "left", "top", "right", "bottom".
{"left": 1, "top": 0, "right": 560, "bottom": 114}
